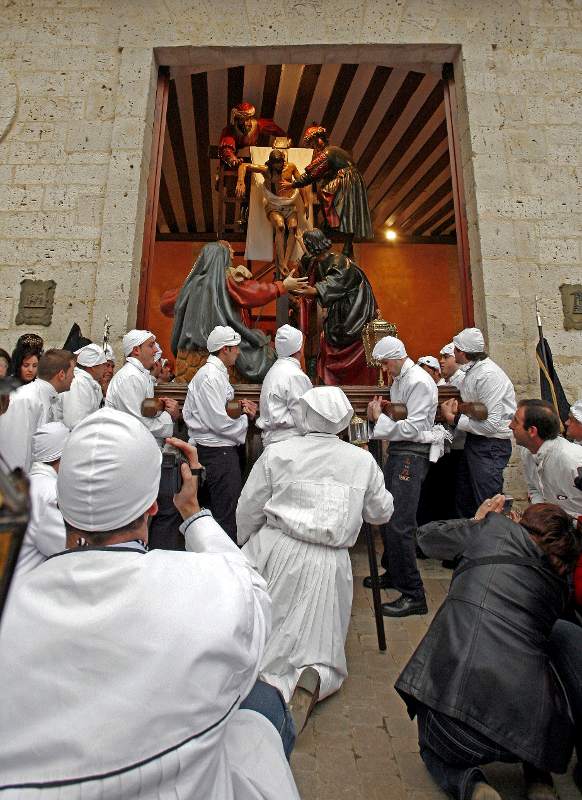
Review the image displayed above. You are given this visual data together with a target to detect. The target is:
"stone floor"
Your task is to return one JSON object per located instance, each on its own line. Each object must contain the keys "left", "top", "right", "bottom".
{"left": 290, "top": 532, "right": 579, "bottom": 800}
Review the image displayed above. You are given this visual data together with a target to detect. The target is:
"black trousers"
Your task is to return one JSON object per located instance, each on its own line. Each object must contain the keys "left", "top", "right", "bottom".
{"left": 417, "top": 449, "right": 463, "bottom": 526}
{"left": 197, "top": 444, "right": 242, "bottom": 542}
{"left": 148, "top": 465, "right": 185, "bottom": 551}
{"left": 456, "top": 434, "right": 512, "bottom": 518}
{"left": 416, "top": 704, "right": 519, "bottom": 800}
{"left": 380, "top": 446, "right": 430, "bottom": 601}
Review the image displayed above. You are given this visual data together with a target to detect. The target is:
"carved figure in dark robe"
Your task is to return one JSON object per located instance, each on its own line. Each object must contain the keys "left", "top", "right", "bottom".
{"left": 296, "top": 229, "right": 377, "bottom": 385}
{"left": 164, "top": 241, "right": 306, "bottom": 383}
{"left": 283, "top": 126, "right": 373, "bottom": 257}
{"left": 219, "top": 102, "right": 285, "bottom": 169}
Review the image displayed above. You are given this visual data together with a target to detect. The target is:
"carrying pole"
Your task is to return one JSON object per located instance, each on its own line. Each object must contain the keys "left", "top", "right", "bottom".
{"left": 363, "top": 521, "right": 386, "bottom": 651}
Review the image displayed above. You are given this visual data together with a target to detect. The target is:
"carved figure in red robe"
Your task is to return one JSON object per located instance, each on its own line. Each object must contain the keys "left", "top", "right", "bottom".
{"left": 218, "top": 102, "right": 285, "bottom": 169}
{"left": 160, "top": 241, "right": 306, "bottom": 382}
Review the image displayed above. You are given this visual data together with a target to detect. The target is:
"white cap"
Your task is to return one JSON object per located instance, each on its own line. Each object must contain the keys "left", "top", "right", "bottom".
{"left": 372, "top": 336, "right": 407, "bottom": 361}
{"left": 418, "top": 355, "right": 440, "bottom": 371}
{"left": 570, "top": 400, "right": 582, "bottom": 423}
{"left": 104, "top": 344, "right": 115, "bottom": 364}
{"left": 207, "top": 325, "right": 241, "bottom": 353}
{"left": 439, "top": 342, "right": 455, "bottom": 357}
{"left": 122, "top": 330, "right": 155, "bottom": 357}
{"left": 153, "top": 343, "right": 162, "bottom": 363}
{"left": 275, "top": 325, "right": 303, "bottom": 358}
{"left": 453, "top": 327, "right": 485, "bottom": 353}
{"left": 74, "top": 343, "right": 107, "bottom": 367}
{"left": 32, "top": 421, "right": 70, "bottom": 464}
{"left": 57, "top": 408, "right": 162, "bottom": 532}
{"left": 300, "top": 386, "right": 353, "bottom": 435}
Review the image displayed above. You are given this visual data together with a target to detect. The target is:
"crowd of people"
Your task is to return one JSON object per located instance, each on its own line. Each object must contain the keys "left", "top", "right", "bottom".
{"left": 0, "top": 321, "right": 580, "bottom": 800}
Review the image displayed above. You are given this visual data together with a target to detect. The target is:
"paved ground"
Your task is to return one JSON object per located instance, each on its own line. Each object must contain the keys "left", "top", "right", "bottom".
{"left": 290, "top": 531, "right": 579, "bottom": 800}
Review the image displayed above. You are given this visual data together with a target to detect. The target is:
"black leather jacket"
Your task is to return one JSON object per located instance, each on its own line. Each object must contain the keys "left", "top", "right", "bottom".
{"left": 395, "top": 514, "right": 574, "bottom": 772}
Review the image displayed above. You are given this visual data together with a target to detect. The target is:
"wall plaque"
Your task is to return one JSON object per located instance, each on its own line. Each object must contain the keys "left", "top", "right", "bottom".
{"left": 560, "top": 284, "right": 582, "bottom": 331}
{"left": 15, "top": 279, "right": 56, "bottom": 327}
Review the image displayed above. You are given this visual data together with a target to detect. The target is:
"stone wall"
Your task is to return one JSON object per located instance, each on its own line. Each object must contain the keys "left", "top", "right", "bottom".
{"left": 0, "top": 0, "right": 580, "bottom": 410}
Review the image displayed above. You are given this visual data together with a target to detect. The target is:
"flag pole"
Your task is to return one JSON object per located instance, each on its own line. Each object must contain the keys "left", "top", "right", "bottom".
{"left": 535, "top": 296, "right": 550, "bottom": 373}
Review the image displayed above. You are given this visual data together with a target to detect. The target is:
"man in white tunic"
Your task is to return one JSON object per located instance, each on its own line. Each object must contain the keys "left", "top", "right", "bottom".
{"left": 183, "top": 325, "right": 257, "bottom": 541}
{"left": 61, "top": 343, "right": 107, "bottom": 429}
{"left": 440, "top": 327, "right": 516, "bottom": 517}
{"left": 366, "top": 336, "right": 437, "bottom": 616}
{"left": 0, "top": 349, "right": 74, "bottom": 471}
{"left": 510, "top": 398, "right": 582, "bottom": 524}
{"left": 0, "top": 408, "right": 299, "bottom": 800}
{"left": 105, "top": 329, "right": 179, "bottom": 443}
{"left": 438, "top": 341, "right": 465, "bottom": 389}
{"left": 256, "top": 324, "right": 312, "bottom": 447}
{"left": 13, "top": 421, "right": 69, "bottom": 580}
{"left": 566, "top": 400, "right": 582, "bottom": 443}
{"left": 237, "top": 386, "right": 394, "bottom": 728}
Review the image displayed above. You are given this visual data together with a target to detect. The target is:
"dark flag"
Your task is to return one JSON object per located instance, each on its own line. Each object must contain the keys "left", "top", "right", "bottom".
{"left": 62, "top": 323, "right": 91, "bottom": 353}
{"left": 536, "top": 337, "right": 570, "bottom": 428}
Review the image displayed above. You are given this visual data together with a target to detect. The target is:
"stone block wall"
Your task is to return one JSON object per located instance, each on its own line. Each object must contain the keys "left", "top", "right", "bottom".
{"left": 0, "top": 0, "right": 580, "bottom": 415}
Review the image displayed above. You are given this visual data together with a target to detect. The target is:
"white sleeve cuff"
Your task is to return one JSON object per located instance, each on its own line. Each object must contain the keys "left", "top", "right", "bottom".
{"left": 181, "top": 512, "right": 243, "bottom": 556}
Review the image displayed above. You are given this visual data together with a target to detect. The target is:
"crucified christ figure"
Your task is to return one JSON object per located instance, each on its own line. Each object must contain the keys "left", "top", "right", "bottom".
{"left": 236, "top": 148, "right": 310, "bottom": 276}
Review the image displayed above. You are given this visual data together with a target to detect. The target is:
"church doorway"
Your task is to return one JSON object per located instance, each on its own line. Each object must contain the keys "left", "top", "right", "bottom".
{"left": 137, "top": 52, "right": 473, "bottom": 369}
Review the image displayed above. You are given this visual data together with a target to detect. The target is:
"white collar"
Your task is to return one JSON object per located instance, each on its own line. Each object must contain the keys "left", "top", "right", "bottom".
{"left": 35, "top": 379, "right": 58, "bottom": 400}
{"left": 126, "top": 356, "right": 150, "bottom": 375}
{"left": 206, "top": 354, "right": 228, "bottom": 374}
{"left": 29, "top": 461, "right": 58, "bottom": 478}
{"left": 534, "top": 437, "right": 558, "bottom": 464}
{"left": 74, "top": 366, "right": 100, "bottom": 387}
{"left": 395, "top": 358, "right": 414, "bottom": 381}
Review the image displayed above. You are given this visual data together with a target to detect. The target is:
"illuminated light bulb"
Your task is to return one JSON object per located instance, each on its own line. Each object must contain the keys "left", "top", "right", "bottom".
{"left": 385, "top": 229, "right": 397, "bottom": 241}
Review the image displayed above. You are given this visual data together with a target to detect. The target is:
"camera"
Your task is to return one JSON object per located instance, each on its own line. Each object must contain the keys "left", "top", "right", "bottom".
{"left": 160, "top": 443, "right": 189, "bottom": 497}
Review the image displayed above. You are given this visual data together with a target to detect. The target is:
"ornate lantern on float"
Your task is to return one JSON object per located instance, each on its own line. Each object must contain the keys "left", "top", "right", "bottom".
{"left": 348, "top": 413, "right": 369, "bottom": 447}
{"left": 361, "top": 311, "right": 398, "bottom": 387}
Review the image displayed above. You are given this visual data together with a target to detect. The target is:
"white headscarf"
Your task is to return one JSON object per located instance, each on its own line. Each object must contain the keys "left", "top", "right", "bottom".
{"left": 417, "top": 355, "right": 440, "bottom": 370}
{"left": 570, "top": 400, "right": 582, "bottom": 424}
{"left": 300, "top": 386, "right": 353, "bottom": 435}
{"left": 74, "top": 343, "right": 107, "bottom": 367}
{"left": 453, "top": 327, "right": 485, "bottom": 353}
{"left": 275, "top": 325, "right": 303, "bottom": 358}
{"left": 207, "top": 325, "right": 241, "bottom": 352}
{"left": 439, "top": 342, "right": 455, "bottom": 357}
{"left": 372, "top": 336, "right": 407, "bottom": 361}
{"left": 153, "top": 343, "right": 162, "bottom": 363}
{"left": 57, "top": 408, "right": 162, "bottom": 532}
{"left": 122, "top": 330, "right": 154, "bottom": 357}
{"left": 104, "top": 344, "right": 115, "bottom": 364}
{"left": 32, "top": 422, "right": 70, "bottom": 464}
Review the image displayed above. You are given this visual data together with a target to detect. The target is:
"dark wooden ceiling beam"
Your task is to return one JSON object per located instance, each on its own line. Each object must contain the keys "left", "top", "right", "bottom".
{"left": 227, "top": 66, "right": 245, "bottom": 121}
{"left": 413, "top": 198, "right": 455, "bottom": 235}
{"left": 287, "top": 64, "right": 322, "bottom": 146}
{"left": 320, "top": 63, "right": 359, "bottom": 135}
{"left": 369, "top": 119, "right": 448, "bottom": 213}
{"left": 191, "top": 72, "right": 214, "bottom": 232}
{"left": 429, "top": 213, "right": 456, "bottom": 237}
{"left": 341, "top": 66, "right": 392, "bottom": 153}
{"left": 366, "top": 81, "right": 445, "bottom": 197}
{"left": 260, "top": 64, "right": 282, "bottom": 120}
{"left": 156, "top": 230, "right": 457, "bottom": 245}
{"left": 374, "top": 150, "right": 450, "bottom": 224}
{"left": 158, "top": 171, "right": 179, "bottom": 234}
{"left": 398, "top": 178, "right": 452, "bottom": 231}
{"left": 166, "top": 80, "right": 197, "bottom": 233}
{"left": 358, "top": 71, "right": 425, "bottom": 174}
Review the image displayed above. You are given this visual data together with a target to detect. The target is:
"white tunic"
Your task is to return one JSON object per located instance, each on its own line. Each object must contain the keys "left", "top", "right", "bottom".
{"left": 372, "top": 359, "right": 438, "bottom": 442}
{"left": 456, "top": 357, "right": 516, "bottom": 439}
{"left": 256, "top": 357, "right": 312, "bottom": 446}
{"left": 14, "top": 462, "right": 65, "bottom": 579}
{"left": 61, "top": 367, "right": 103, "bottom": 429}
{"left": 533, "top": 436, "right": 582, "bottom": 521}
{"left": 237, "top": 434, "right": 394, "bottom": 701}
{"left": 0, "top": 515, "right": 299, "bottom": 800}
{"left": 518, "top": 446, "right": 545, "bottom": 504}
{"left": 105, "top": 357, "right": 173, "bottom": 443}
{"left": 183, "top": 354, "right": 248, "bottom": 447}
{"left": 447, "top": 369, "right": 465, "bottom": 389}
{"left": 0, "top": 379, "right": 58, "bottom": 471}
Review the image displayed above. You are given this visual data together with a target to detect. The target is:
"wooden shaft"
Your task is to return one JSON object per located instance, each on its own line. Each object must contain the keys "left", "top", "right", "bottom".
{"left": 141, "top": 397, "right": 164, "bottom": 417}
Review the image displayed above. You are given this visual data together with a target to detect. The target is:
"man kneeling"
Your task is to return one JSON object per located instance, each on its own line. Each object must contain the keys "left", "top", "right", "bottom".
{"left": 0, "top": 408, "right": 298, "bottom": 799}
{"left": 237, "top": 387, "right": 394, "bottom": 731}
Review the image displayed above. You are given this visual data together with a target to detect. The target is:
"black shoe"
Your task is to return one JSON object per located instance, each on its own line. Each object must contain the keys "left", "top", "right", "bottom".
{"left": 382, "top": 594, "right": 428, "bottom": 618}
{"left": 363, "top": 572, "right": 393, "bottom": 590}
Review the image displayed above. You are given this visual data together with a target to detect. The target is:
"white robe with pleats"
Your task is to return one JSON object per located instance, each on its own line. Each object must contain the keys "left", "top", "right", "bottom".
{"left": 236, "top": 433, "right": 394, "bottom": 701}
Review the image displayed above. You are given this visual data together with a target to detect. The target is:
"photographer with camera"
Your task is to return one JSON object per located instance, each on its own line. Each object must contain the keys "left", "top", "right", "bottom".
{"left": 0, "top": 407, "right": 298, "bottom": 799}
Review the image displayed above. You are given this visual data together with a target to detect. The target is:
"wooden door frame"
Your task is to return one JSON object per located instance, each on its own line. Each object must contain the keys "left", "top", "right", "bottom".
{"left": 136, "top": 66, "right": 170, "bottom": 328}
{"left": 443, "top": 62, "right": 474, "bottom": 328}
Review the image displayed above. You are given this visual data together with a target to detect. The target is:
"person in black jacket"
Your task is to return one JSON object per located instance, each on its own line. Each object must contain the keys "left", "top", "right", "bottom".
{"left": 395, "top": 496, "right": 580, "bottom": 800}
